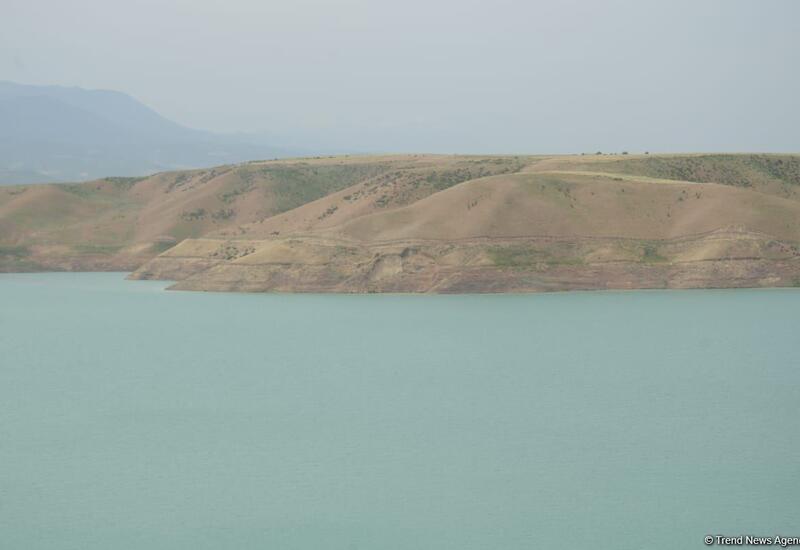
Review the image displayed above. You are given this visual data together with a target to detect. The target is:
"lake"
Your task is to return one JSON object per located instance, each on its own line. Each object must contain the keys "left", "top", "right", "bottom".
{"left": 1, "top": 272, "right": 798, "bottom": 549}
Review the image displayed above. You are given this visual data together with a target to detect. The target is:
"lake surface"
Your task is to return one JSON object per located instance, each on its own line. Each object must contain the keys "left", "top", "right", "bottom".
{"left": 1, "top": 273, "right": 798, "bottom": 549}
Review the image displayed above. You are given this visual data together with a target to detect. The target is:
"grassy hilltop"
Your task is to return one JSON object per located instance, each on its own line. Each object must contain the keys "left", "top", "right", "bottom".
{"left": 2, "top": 153, "right": 800, "bottom": 292}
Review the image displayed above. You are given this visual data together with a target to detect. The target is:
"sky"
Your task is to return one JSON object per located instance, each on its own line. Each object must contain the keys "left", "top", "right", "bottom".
{"left": 2, "top": 0, "right": 799, "bottom": 154}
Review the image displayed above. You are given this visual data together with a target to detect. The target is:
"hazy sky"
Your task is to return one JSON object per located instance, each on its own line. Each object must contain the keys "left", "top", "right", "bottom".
{"left": 3, "top": 0, "right": 799, "bottom": 153}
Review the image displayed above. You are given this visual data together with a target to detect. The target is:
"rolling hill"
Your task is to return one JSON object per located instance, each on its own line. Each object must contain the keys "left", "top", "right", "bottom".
{"left": 2, "top": 153, "right": 800, "bottom": 292}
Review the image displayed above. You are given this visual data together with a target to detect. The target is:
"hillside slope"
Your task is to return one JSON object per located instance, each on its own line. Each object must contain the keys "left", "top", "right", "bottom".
{"left": 0, "top": 155, "right": 530, "bottom": 271}
{"left": 3, "top": 153, "right": 800, "bottom": 292}
{"left": 131, "top": 153, "right": 800, "bottom": 293}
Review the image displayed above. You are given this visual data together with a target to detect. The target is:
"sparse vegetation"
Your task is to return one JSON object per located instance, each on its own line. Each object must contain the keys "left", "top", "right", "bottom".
{"left": 181, "top": 208, "right": 207, "bottom": 221}
{"left": 218, "top": 180, "right": 255, "bottom": 203}
{"left": 210, "top": 244, "right": 255, "bottom": 260}
{"left": 73, "top": 244, "right": 123, "bottom": 255}
{"left": 262, "top": 164, "right": 389, "bottom": 213}
{"left": 151, "top": 239, "right": 177, "bottom": 253}
{"left": 0, "top": 245, "right": 31, "bottom": 258}
{"left": 318, "top": 205, "right": 339, "bottom": 219}
{"left": 104, "top": 176, "right": 147, "bottom": 189}
{"left": 578, "top": 154, "right": 800, "bottom": 190}
{"left": 489, "top": 244, "right": 583, "bottom": 268}
{"left": 166, "top": 172, "right": 194, "bottom": 193}
{"left": 212, "top": 208, "right": 235, "bottom": 221}
{"left": 642, "top": 243, "right": 666, "bottom": 263}
{"left": 4, "top": 154, "right": 800, "bottom": 289}
{"left": 61, "top": 183, "right": 96, "bottom": 198}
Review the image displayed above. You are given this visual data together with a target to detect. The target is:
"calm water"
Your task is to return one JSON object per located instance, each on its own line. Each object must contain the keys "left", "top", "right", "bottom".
{"left": 1, "top": 273, "right": 798, "bottom": 549}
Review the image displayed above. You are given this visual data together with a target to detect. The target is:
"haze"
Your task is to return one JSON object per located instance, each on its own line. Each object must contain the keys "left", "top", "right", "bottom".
{"left": 2, "top": 0, "right": 798, "bottom": 153}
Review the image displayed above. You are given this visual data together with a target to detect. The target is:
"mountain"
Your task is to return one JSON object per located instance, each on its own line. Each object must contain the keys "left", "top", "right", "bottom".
{"left": 2, "top": 153, "right": 800, "bottom": 292}
{"left": 0, "top": 81, "right": 298, "bottom": 184}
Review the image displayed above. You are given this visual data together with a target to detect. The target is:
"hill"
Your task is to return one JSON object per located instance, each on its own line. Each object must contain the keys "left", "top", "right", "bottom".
{"left": 0, "top": 81, "right": 296, "bottom": 184}
{"left": 0, "top": 155, "right": 521, "bottom": 271}
{"left": 2, "top": 153, "right": 800, "bottom": 292}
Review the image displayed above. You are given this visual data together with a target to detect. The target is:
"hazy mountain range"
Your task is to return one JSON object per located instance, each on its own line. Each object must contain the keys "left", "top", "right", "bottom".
{"left": 0, "top": 81, "right": 304, "bottom": 184}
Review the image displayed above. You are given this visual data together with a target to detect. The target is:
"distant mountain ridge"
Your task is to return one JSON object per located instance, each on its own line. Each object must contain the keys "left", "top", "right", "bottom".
{"left": 0, "top": 81, "right": 299, "bottom": 184}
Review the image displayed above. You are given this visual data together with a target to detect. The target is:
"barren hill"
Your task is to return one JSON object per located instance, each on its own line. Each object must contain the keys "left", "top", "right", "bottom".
{"left": 3, "top": 154, "right": 800, "bottom": 292}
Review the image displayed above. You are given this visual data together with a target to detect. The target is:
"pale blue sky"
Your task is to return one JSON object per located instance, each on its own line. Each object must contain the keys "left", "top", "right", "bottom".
{"left": 3, "top": 0, "right": 798, "bottom": 153}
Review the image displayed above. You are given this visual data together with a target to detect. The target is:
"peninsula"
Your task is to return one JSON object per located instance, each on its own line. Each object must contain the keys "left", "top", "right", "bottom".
{"left": 2, "top": 153, "right": 799, "bottom": 292}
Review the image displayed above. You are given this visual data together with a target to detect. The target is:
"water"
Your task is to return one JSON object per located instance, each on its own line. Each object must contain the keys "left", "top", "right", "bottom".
{"left": 1, "top": 273, "right": 798, "bottom": 550}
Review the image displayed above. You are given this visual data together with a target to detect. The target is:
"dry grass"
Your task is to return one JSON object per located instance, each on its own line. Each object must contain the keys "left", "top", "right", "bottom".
{"left": 5, "top": 153, "right": 800, "bottom": 291}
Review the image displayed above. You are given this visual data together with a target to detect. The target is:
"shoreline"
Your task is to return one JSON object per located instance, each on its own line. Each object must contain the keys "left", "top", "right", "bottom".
{"left": 3, "top": 270, "right": 800, "bottom": 297}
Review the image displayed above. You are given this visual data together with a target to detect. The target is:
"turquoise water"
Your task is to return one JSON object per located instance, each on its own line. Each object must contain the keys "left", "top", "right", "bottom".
{"left": 1, "top": 273, "right": 799, "bottom": 549}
